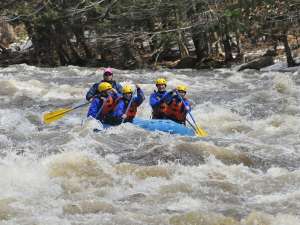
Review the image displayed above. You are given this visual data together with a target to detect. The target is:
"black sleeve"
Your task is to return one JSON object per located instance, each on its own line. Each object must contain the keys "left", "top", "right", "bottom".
{"left": 86, "top": 83, "right": 99, "bottom": 101}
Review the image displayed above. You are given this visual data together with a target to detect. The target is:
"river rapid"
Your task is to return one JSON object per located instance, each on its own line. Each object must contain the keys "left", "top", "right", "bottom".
{"left": 0, "top": 64, "right": 300, "bottom": 225}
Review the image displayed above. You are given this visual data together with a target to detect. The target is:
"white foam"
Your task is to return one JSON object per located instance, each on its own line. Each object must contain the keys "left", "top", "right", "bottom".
{"left": 0, "top": 109, "right": 36, "bottom": 137}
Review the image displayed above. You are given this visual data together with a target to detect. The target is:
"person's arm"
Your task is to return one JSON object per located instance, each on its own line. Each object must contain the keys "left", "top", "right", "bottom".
{"left": 86, "top": 83, "right": 99, "bottom": 101}
{"left": 112, "top": 100, "right": 126, "bottom": 119}
{"left": 134, "top": 86, "right": 145, "bottom": 106}
{"left": 87, "top": 98, "right": 101, "bottom": 118}
{"left": 164, "top": 91, "right": 175, "bottom": 105}
{"left": 150, "top": 92, "right": 160, "bottom": 107}
{"left": 183, "top": 99, "right": 191, "bottom": 112}
{"left": 115, "top": 83, "right": 123, "bottom": 94}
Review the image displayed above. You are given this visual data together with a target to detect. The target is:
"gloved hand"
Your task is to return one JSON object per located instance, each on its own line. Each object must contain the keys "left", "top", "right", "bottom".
{"left": 184, "top": 105, "right": 191, "bottom": 112}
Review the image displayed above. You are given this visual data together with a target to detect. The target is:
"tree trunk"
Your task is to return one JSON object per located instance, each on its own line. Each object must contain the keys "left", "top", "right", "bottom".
{"left": 192, "top": 31, "right": 209, "bottom": 61}
{"left": 177, "top": 31, "right": 189, "bottom": 58}
{"left": 74, "top": 28, "right": 92, "bottom": 59}
{"left": 213, "top": 32, "right": 223, "bottom": 57}
{"left": 222, "top": 33, "right": 233, "bottom": 62}
{"left": 280, "top": 34, "right": 296, "bottom": 67}
{"left": 187, "top": 0, "right": 209, "bottom": 61}
{"left": 174, "top": 5, "right": 189, "bottom": 58}
{"left": 235, "top": 31, "right": 242, "bottom": 59}
{"left": 67, "top": 39, "right": 84, "bottom": 65}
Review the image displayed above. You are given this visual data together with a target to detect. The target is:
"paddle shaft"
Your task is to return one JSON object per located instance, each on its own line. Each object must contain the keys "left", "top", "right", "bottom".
{"left": 73, "top": 102, "right": 90, "bottom": 111}
{"left": 186, "top": 118, "right": 197, "bottom": 132}
{"left": 122, "top": 89, "right": 138, "bottom": 123}
{"left": 95, "top": 96, "right": 109, "bottom": 119}
{"left": 175, "top": 90, "right": 206, "bottom": 135}
{"left": 175, "top": 90, "right": 192, "bottom": 118}
{"left": 46, "top": 102, "right": 90, "bottom": 121}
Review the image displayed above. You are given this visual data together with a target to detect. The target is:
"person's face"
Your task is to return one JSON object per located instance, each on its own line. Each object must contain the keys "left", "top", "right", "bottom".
{"left": 103, "top": 72, "right": 113, "bottom": 81}
{"left": 156, "top": 84, "right": 166, "bottom": 92}
{"left": 178, "top": 90, "right": 186, "bottom": 98}
{"left": 123, "top": 93, "right": 132, "bottom": 100}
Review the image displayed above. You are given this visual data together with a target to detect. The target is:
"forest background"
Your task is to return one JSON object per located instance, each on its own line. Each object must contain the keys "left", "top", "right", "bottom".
{"left": 0, "top": 0, "right": 300, "bottom": 70}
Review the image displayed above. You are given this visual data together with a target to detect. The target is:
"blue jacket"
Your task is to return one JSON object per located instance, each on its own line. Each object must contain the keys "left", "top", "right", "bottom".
{"left": 112, "top": 88, "right": 145, "bottom": 122}
{"left": 149, "top": 90, "right": 169, "bottom": 119}
{"left": 149, "top": 90, "right": 168, "bottom": 108}
{"left": 87, "top": 92, "right": 121, "bottom": 121}
{"left": 86, "top": 80, "right": 122, "bottom": 101}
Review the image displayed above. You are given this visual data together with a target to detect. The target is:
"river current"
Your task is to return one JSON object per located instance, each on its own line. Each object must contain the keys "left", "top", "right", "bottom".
{"left": 0, "top": 64, "right": 300, "bottom": 225}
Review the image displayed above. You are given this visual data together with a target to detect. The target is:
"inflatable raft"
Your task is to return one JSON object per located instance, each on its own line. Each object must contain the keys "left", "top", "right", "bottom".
{"left": 99, "top": 117, "right": 195, "bottom": 136}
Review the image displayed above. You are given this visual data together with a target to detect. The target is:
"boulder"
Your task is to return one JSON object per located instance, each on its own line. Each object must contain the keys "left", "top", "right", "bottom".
{"left": 238, "top": 55, "right": 274, "bottom": 71}
{"left": 174, "top": 56, "right": 198, "bottom": 69}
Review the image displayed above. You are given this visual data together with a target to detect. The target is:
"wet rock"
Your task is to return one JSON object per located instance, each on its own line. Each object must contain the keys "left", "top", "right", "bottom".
{"left": 238, "top": 55, "right": 274, "bottom": 71}
{"left": 195, "top": 57, "right": 226, "bottom": 69}
{"left": 174, "top": 56, "right": 198, "bottom": 69}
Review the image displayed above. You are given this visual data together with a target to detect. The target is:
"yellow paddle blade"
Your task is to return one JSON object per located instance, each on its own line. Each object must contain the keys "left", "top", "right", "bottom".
{"left": 194, "top": 125, "right": 208, "bottom": 137}
{"left": 193, "top": 124, "right": 208, "bottom": 137}
{"left": 43, "top": 108, "right": 72, "bottom": 124}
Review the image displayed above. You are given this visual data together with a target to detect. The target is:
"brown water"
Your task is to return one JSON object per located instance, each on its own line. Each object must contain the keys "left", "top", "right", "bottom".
{"left": 0, "top": 64, "right": 300, "bottom": 224}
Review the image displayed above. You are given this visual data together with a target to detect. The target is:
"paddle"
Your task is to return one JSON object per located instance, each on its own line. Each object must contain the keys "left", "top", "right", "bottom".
{"left": 175, "top": 91, "right": 208, "bottom": 137}
{"left": 186, "top": 118, "right": 205, "bottom": 137}
{"left": 43, "top": 101, "right": 90, "bottom": 124}
{"left": 95, "top": 95, "right": 110, "bottom": 121}
{"left": 122, "top": 88, "right": 138, "bottom": 123}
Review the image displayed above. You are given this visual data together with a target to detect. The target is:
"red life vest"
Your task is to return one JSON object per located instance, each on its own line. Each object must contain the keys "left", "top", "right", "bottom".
{"left": 152, "top": 102, "right": 167, "bottom": 119}
{"left": 165, "top": 98, "right": 186, "bottom": 123}
{"left": 100, "top": 95, "right": 120, "bottom": 118}
{"left": 125, "top": 101, "right": 138, "bottom": 121}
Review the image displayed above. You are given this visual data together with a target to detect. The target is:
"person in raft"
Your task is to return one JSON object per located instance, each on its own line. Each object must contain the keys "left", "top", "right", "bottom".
{"left": 86, "top": 67, "right": 122, "bottom": 101}
{"left": 164, "top": 85, "right": 191, "bottom": 125}
{"left": 87, "top": 82, "right": 121, "bottom": 125}
{"left": 111, "top": 84, "right": 145, "bottom": 124}
{"left": 149, "top": 78, "right": 169, "bottom": 119}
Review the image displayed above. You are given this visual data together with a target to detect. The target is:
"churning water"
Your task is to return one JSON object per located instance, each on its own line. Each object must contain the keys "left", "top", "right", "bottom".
{"left": 1, "top": 64, "right": 300, "bottom": 225}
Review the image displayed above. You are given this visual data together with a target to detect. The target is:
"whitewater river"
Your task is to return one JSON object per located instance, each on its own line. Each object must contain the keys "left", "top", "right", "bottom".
{"left": 1, "top": 64, "right": 300, "bottom": 225}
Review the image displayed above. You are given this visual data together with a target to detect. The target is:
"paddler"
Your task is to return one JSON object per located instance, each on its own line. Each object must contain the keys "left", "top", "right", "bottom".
{"left": 149, "top": 78, "right": 169, "bottom": 119}
{"left": 111, "top": 84, "right": 145, "bottom": 124}
{"left": 86, "top": 67, "right": 122, "bottom": 101}
{"left": 87, "top": 82, "right": 121, "bottom": 124}
{"left": 164, "top": 85, "right": 191, "bottom": 125}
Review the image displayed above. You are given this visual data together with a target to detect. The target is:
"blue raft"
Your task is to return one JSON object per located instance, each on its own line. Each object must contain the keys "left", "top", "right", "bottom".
{"left": 100, "top": 117, "right": 195, "bottom": 136}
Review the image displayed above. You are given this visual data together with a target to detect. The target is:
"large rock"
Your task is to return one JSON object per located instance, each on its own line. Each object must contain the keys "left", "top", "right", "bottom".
{"left": 174, "top": 56, "right": 198, "bottom": 69}
{"left": 195, "top": 57, "right": 225, "bottom": 69}
{"left": 238, "top": 55, "right": 274, "bottom": 71}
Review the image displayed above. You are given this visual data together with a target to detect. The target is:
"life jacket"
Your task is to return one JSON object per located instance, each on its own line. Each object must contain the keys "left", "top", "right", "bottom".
{"left": 152, "top": 103, "right": 167, "bottom": 119}
{"left": 100, "top": 95, "right": 120, "bottom": 119}
{"left": 152, "top": 91, "right": 167, "bottom": 119}
{"left": 165, "top": 97, "right": 186, "bottom": 124}
{"left": 124, "top": 99, "right": 138, "bottom": 122}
